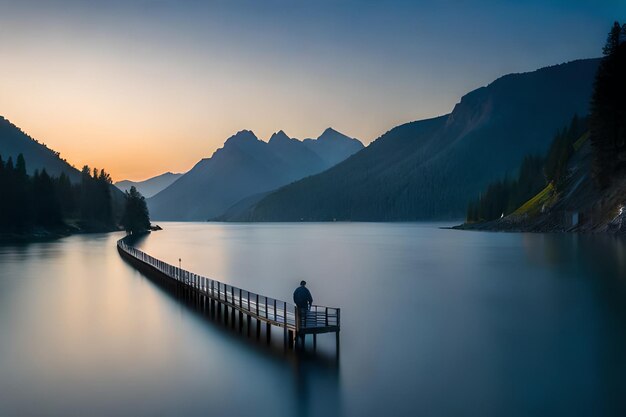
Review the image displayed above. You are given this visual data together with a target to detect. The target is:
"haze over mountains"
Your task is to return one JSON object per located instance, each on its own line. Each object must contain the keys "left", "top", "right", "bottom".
{"left": 147, "top": 128, "right": 363, "bottom": 220}
{"left": 115, "top": 172, "right": 183, "bottom": 198}
{"left": 223, "top": 58, "right": 601, "bottom": 221}
{"left": 0, "top": 58, "right": 603, "bottom": 224}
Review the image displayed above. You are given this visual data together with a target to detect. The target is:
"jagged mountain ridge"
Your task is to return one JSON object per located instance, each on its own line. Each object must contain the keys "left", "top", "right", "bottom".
{"left": 147, "top": 128, "right": 364, "bottom": 220}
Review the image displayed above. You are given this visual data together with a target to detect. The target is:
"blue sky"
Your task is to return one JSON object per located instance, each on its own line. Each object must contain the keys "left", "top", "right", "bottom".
{"left": 0, "top": 0, "right": 623, "bottom": 179}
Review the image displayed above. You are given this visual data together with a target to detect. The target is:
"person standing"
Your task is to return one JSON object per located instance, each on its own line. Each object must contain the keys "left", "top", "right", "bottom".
{"left": 293, "top": 280, "right": 313, "bottom": 328}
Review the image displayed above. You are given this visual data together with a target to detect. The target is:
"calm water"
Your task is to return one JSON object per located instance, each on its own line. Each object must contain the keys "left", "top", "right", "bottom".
{"left": 1, "top": 222, "right": 626, "bottom": 416}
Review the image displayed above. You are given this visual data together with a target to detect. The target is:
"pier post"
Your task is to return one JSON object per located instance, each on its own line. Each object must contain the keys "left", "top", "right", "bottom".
{"left": 336, "top": 309, "right": 341, "bottom": 355}
{"left": 256, "top": 319, "right": 261, "bottom": 339}
{"left": 247, "top": 315, "right": 251, "bottom": 337}
{"left": 287, "top": 330, "right": 294, "bottom": 349}
{"left": 239, "top": 311, "right": 244, "bottom": 332}
{"left": 313, "top": 334, "right": 317, "bottom": 351}
{"left": 297, "top": 332, "right": 302, "bottom": 350}
{"left": 224, "top": 305, "right": 229, "bottom": 326}
{"left": 283, "top": 302, "right": 288, "bottom": 350}
{"left": 266, "top": 322, "right": 271, "bottom": 344}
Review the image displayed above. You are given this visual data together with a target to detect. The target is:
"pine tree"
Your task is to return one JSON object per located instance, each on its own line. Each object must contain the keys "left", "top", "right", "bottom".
{"left": 75, "top": 164, "right": 115, "bottom": 228}
{"left": 33, "top": 169, "right": 62, "bottom": 227}
{"left": 121, "top": 186, "right": 150, "bottom": 234}
{"left": 12, "top": 153, "right": 31, "bottom": 229}
{"left": 96, "top": 168, "right": 112, "bottom": 225}
{"left": 15, "top": 153, "right": 27, "bottom": 179}
{"left": 56, "top": 172, "right": 77, "bottom": 218}
{"left": 0, "top": 155, "right": 5, "bottom": 229}
{"left": 590, "top": 21, "right": 626, "bottom": 188}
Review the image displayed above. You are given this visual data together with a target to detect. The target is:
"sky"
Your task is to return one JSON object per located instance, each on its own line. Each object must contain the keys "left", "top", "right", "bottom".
{"left": 0, "top": 0, "right": 624, "bottom": 181}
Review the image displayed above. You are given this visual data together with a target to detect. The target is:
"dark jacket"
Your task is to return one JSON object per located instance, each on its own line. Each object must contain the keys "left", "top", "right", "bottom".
{"left": 293, "top": 286, "right": 313, "bottom": 309}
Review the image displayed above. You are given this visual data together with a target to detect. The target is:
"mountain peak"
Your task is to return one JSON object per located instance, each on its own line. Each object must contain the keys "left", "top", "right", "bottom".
{"left": 224, "top": 130, "right": 259, "bottom": 146}
{"left": 268, "top": 130, "right": 291, "bottom": 144}
{"left": 318, "top": 127, "right": 350, "bottom": 141}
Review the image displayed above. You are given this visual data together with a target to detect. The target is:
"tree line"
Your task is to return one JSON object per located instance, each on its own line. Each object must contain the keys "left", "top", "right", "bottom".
{"left": 0, "top": 153, "right": 150, "bottom": 235}
{"left": 590, "top": 21, "right": 626, "bottom": 189}
{"left": 467, "top": 116, "right": 587, "bottom": 222}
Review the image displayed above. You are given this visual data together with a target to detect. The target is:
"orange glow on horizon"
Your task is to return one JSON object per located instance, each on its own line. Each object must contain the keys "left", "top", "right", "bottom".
{"left": 1, "top": 1, "right": 609, "bottom": 180}
{"left": 0, "top": 7, "right": 456, "bottom": 181}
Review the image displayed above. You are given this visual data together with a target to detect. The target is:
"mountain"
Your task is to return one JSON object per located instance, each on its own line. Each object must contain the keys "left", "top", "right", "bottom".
{"left": 460, "top": 26, "right": 626, "bottom": 234}
{"left": 266, "top": 130, "right": 327, "bottom": 180}
{"left": 115, "top": 172, "right": 183, "bottom": 198}
{"left": 0, "top": 116, "right": 80, "bottom": 182}
{"left": 224, "top": 58, "right": 601, "bottom": 221}
{"left": 147, "top": 128, "right": 364, "bottom": 220}
{"left": 301, "top": 128, "right": 365, "bottom": 166}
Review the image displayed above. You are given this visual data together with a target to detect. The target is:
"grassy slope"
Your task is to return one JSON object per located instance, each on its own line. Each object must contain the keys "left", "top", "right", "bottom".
{"left": 467, "top": 130, "right": 626, "bottom": 233}
{"left": 512, "top": 183, "right": 557, "bottom": 216}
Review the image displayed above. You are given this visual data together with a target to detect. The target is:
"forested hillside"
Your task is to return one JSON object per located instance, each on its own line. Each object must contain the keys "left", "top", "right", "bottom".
{"left": 0, "top": 116, "right": 80, "bottom": 181}
{"left": 0, "top": 154, "right": 119, "bottom": 236}
{"left": 461, "top": 22, "right": 626, "bottom": 234}
{"left": 466, "top": 116, "right": 587, "bottom": 222}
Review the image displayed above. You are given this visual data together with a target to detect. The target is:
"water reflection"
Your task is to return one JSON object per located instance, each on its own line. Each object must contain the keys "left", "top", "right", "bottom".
{"left": 530, "top": 231, "right": 619, "bottom": 262}
{"left": 290, "top": 354, "right": 342, "bottom": 417}
{"left": 120, "top": 233, "right": 342, "bottom": 416}
{"left": 2, "top": 224, "right": 626, "bottom": 416}
{"left": 521, "top": 233, "right": 626, "bottom": 291}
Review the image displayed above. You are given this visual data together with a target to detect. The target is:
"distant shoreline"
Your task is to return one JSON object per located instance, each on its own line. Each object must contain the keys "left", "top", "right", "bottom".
{"left": 0, "top": 223, "right": 121, "bottom": 244}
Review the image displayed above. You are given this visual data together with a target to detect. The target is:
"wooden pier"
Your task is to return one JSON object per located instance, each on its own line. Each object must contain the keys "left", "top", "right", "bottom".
{"left": 117, "top": 238, "right": 340, "bottom": 351}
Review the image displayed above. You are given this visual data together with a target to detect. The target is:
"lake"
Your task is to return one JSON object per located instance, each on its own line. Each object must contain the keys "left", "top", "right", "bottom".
{"left": 1, "top": 222, "right": 625, "bottom": 416}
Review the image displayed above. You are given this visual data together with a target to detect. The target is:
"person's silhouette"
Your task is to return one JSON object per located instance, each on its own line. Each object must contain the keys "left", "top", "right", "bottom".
{"left": 293, "top": 280, "right": 313, "bottom": 328}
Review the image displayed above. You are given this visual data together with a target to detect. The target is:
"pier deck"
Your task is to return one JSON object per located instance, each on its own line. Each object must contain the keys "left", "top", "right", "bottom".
{"left": 117, "top": 238, "right": 340, "bottom": 349}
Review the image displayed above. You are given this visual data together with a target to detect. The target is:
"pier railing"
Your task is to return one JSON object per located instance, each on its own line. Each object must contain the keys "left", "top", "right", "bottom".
{"left": 117, "top": 238, "right": 340, "bottom": 335}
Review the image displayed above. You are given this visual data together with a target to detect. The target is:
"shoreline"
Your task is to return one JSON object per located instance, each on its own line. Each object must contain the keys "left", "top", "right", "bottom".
{"left": 0, "top": 224, "right": 122, "bottom": 244}
{"left": 451, "top": 217, "right": 626, "bottom": 235}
